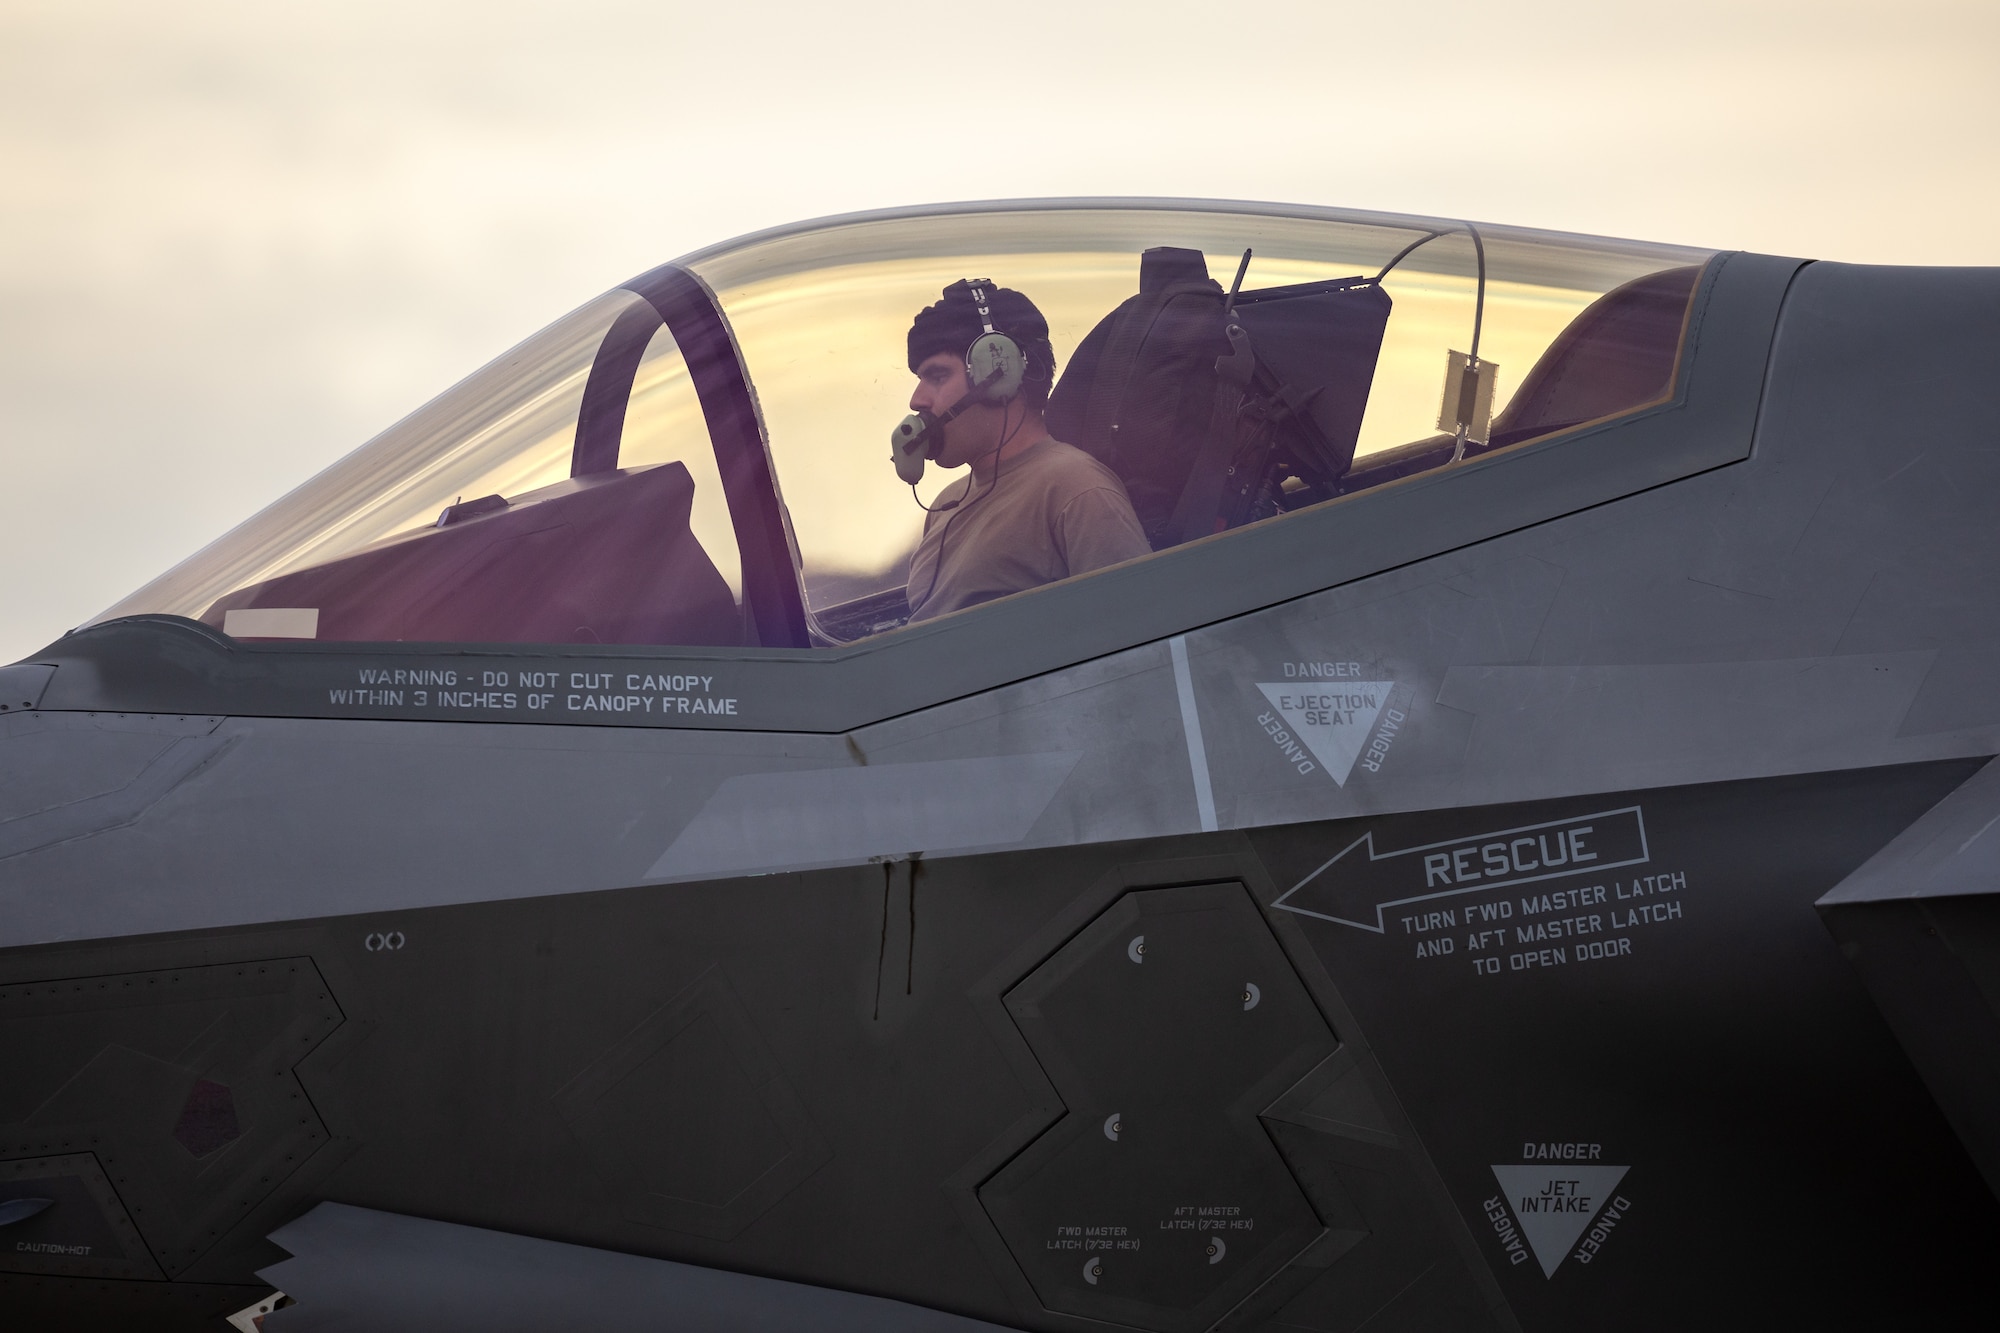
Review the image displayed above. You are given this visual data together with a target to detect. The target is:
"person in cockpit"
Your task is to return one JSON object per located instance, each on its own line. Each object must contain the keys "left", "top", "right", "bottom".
{"left": 892, "top": 280, "right": 1150, "bottom": 624}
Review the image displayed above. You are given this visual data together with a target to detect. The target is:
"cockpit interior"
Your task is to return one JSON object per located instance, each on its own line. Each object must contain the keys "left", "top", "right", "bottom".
{"left": 95, "top": 203, "right": 1713, "bottom": 651}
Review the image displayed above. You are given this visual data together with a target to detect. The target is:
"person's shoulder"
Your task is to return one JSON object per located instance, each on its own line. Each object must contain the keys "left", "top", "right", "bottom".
{"left": 1035, "top": 437, "right": 1128, "bottom": 491}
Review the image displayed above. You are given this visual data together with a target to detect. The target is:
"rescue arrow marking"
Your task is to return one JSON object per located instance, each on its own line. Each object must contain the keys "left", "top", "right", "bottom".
{"left": 1272, "top": 806, "right": 1650, "bottom": 933}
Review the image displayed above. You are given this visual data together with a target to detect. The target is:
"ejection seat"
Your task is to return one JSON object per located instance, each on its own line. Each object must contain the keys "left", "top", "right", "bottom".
{"left": 1045, "top": 247, "right": 1390, "bottom": 552}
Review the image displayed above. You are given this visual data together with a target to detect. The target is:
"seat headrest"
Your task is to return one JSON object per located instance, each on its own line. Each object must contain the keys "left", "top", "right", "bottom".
{"left": 1139, "top": 247, "right": 1211, "bottom": 293}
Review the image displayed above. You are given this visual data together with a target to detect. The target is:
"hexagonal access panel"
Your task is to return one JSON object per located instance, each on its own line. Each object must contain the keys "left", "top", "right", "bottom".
{"left": 980, "top": 882, "right": 1337, "bottom": 1333}
{"left": 0, "top": 958, "right": 342, "bottom": 1278}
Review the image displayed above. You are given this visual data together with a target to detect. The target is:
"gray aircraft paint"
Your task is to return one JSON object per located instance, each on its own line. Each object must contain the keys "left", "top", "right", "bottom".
{"left": 1817, "top": 745, "right": 2000, "bottom": 1205}
{"left": 0, "top": 664, "right": 54, "bottom": 712}
{"left": 5, "top": 229, "right": 2000, "bottom": 1331}
{"left": 645, "top": 751, "right": 1084, "bottom": 880}
{"left": 7, "top": 264, "right": 2000, "bottom": 942}
{"left": 261, "top": 1202, "right": 1019, "bottom": 1333}
{"left": 1819, "top": 753, "right": 2000, "bottom": 909}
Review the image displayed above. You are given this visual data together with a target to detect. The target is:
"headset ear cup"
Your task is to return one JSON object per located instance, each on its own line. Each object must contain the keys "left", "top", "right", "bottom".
{"left": 966, "top": 332, "right": 1027, "bottom": 403}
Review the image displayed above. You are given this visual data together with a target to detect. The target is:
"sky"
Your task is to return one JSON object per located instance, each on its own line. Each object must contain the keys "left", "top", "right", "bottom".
{"left": 2, "top": 0, "right": 1997, "bottom": 663}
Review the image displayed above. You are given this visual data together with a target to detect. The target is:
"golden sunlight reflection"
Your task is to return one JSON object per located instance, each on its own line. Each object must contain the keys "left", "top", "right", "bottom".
{"left": 715, "top": 251, "right": 1601, "bottom": 610}
{"left": 95, "top": 218, "right": 1679, "bottom": 635}
{"left": 713, "top": 252, "right": 1141, "bottom": 604}
{"left": 1360, "top": 271, "right": 1595, "bottom": 456}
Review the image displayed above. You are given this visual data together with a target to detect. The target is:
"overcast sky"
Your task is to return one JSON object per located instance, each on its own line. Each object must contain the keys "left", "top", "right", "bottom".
{"left": 3, "top": 0, "right": 1996, "bottom": 663}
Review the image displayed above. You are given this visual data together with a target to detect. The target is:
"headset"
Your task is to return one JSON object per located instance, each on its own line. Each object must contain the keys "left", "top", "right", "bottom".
{"left": 888, "top": 282, "right": 1029, "bottom": 485}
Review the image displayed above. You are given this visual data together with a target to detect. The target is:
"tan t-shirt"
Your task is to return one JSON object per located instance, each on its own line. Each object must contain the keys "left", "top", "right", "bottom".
{"left": 906, "top": 437, "right": 1151, "bottom": 623}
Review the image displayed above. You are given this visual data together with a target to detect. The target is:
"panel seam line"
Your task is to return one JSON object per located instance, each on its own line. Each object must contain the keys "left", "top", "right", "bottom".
{"left": 1170, "top": 635, "right": 1219, "bottom": 832}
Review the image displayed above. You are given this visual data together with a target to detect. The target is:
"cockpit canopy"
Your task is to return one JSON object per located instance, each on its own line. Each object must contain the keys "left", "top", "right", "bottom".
{"left": 97, "top": 201, "right": 1713, "bottom": 650}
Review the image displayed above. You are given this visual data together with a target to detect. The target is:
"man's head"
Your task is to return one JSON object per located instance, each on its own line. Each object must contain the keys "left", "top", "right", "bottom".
{"left": 907, "top": 280, "right": 1056, "bottom": 469}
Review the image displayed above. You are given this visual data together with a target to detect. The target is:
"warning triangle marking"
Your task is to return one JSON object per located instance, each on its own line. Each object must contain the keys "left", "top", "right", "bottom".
{"left": 1490, "top": 1163, "right": 1630, "bottom": 1278}
{"left": 1256, "top": 682, "right": 1394, "bottom": 786}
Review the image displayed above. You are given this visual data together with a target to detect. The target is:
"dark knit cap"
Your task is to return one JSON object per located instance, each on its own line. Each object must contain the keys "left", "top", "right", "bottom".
{"left": 906, "top": 280, "right": 1056, "bottom": 385}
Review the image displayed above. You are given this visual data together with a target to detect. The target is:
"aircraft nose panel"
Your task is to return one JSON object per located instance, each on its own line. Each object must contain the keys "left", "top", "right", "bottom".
{"left": 0, "top": 959, "right": 343, "bottom": 1278}
{"left": 0, "top": 1154, "right": 159, "bottom": 1279}
{"left": 979, "top": 883, "right": 1335, "bottom": 1332}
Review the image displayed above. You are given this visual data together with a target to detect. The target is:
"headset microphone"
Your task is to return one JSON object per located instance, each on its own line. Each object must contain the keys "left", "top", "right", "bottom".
{"left": 890, "top": 409, "right": 941, "bottom": 485}
{"left": 888, "top": 361, "right": 1014, "bottom": 484}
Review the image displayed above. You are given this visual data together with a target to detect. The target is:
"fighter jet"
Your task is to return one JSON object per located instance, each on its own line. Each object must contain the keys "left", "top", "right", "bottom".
{"left": 1, "top": 197, "right": 1996, "bottom": 1331}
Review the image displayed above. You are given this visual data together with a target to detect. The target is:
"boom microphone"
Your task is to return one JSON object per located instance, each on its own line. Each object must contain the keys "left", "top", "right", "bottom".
{"left": 887, "top": 365, "right": 1007, "bottom": 485}
{"left": 890, "top": 410, "right": 940, "bottom": 484}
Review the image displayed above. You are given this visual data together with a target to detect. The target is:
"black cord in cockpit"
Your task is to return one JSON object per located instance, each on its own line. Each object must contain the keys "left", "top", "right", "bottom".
{"left": 905, "top": 397, "right": 1027, "bottom": 615}
{"left": 1372, "top": 221, "right": 1489, "bottom": 366}
{"left": 1371, "top": 229, "right": 1450, "bottom": 283}
{"left": 1468, "top": 223, "right": 1487, "bottom": 364}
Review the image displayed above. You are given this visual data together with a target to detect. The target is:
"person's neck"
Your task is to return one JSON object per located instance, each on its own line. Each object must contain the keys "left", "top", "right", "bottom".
{"left": 969, "top": 418, "right": 1051, "bottom": 482}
